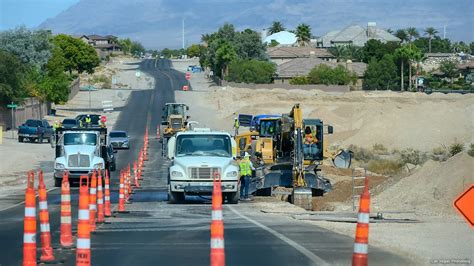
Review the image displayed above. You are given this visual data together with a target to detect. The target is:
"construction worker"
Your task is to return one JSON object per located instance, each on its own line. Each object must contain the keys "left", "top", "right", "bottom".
{"left": 85, "top": 115, "right": 92, "bottom": 128}
{"left": 233, "top": 117, "right": 239, "bottom": 136}
{"left": 239, "top": 152, "right": 254, "bottom": 201}
{"left": 303, "top": 126, "right": 319, "bottom": 158}
{"left": 52, "top": 121, "right": 60, "bottom": 132}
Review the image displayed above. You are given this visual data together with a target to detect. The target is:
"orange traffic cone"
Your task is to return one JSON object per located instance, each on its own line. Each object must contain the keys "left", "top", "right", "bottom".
{"left": 127, "top": 165, "right": 134, "bottom": 195}
{"left": 104, "top": 170, "right": 112, "bottom": 217}
{"left": 134, "top": 161, "right": 141, "bottom": 188}
{"left": 23, "top": 171, "right": 36, "bottom": 266}
{"left": 210, "top": 171, "right": 225, "bottom": 266}
{"left": 89, "top": 171, "right": 97, "bottom": 232}
{"left": 76, "top": 176, "right": 91, "bottom": 266}
{"left": 352, "top": 177, "right": 370, "bottom": 266}
{"left": 118, "top": 171, "right": 126, "bottom": 212}
{"left": 38, "top": 171, "right": 55, "bottom": 262}
{"left": 60, "top": 171, "right": 73, "bottom": 248}
{"left": 96, "top": 170, "right": 105, "bottom": 223}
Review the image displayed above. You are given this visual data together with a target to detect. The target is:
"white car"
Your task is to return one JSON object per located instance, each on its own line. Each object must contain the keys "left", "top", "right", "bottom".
{"left": 167, "top": 129, "right": 239, "bottom": 203}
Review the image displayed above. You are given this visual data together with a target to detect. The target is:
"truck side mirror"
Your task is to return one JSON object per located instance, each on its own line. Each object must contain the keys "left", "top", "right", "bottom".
{"left": 187, "top": 115, "right": 190, "bottom": 119}
{"left": 186, "top": 106, "right": 189, "bottom": 111}
{"left": 161, "top": 121, "right": 167, "bottom": 126}
{"left": 328, "top": 125, "right": 334, "bottom": 134}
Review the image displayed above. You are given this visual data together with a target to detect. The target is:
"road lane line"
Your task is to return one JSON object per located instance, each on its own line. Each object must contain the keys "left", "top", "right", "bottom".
{"left": 0, "top": 187, "right": 57, "bottom": 212}
{"left": 227, "top": 205, "right": 328, "bottom": 266}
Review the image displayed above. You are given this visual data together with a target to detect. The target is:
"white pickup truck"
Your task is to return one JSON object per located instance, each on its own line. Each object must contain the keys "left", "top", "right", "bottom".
{"left": 167, "top": 129, "right": 240, "bottom": 204}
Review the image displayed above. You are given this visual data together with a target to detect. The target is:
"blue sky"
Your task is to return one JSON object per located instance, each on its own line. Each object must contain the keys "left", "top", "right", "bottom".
{"left": 0, "top": 0, "right": 79, "bottom": 30}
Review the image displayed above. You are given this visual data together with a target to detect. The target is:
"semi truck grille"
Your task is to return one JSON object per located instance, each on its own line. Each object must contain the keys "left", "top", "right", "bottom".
{"left": 189, "top": 167, "right": 220, "bottom": 179}
{"left": 68, "top": 154, "right": 90, "bottom": 167}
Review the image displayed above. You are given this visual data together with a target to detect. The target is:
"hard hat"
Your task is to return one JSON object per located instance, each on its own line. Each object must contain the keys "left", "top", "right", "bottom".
{"left": 244, "top": 152, "right": 250, "bottom": 158}
{"left": 86, "top": 114, "right": 90, "bottom": 118}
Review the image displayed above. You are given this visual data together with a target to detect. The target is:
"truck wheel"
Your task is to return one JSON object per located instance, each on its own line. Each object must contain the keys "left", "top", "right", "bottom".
{"left": 47, "top": 136, "right": 51, "bottom": 143}
{"left": 54, "top": 178, "right": 62, "bottom": 187}
{"left": 18, "top": 137, "right": 24, "bottom": 143}
{"left": 168, "top": 191, "right": 184, "bottom": 204}
{"left": 38, "top": 135, "right": 43, "bottom": 143}
{"left": 225, "top": 192, "right": 239, "bottom": 204}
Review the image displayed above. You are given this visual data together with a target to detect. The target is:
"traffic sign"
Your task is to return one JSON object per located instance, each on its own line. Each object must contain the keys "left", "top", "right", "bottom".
{"left": 185, "top": 73, "right": 191, "bottom": 80}
{"left": 453, "top": 184, "right": 474, "bottom": 227}
{"left": 7, "top": 104, "right": 17, "bottom": 108}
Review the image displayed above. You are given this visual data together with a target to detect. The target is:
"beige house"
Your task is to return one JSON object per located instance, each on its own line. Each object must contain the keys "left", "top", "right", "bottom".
{"left": 274, "top": 57, "right": 367, "bottom": 90}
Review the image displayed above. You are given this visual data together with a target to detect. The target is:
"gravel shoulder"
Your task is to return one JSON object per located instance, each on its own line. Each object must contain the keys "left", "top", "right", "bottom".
{"left": 0, "top": 57, "right": 153, "bottom": 205}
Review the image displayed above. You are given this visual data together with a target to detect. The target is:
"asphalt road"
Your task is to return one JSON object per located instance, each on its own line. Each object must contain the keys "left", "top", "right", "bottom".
{"left": 0, "top": 59, "right": 409, "bottom": 266}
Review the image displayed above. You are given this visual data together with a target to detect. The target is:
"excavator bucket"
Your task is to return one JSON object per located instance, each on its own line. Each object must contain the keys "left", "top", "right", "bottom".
{"left": 333, "top": 149, "right": 352, "bottom": 169}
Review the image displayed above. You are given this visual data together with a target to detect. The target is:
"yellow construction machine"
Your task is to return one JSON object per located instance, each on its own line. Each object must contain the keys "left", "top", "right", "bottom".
{"left": 235, "top": 104, "right": 352, "bottom": 210}
{"left": 160, "top": 103, "right": 190, "bottom": 155}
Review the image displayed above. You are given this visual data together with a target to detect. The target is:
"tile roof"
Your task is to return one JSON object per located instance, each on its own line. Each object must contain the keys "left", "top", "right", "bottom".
{"left": 277, "top": 58, "right": 367, "bottom": 78}
{"left": 267, "top": 47, "right": 334, "bottom": 59}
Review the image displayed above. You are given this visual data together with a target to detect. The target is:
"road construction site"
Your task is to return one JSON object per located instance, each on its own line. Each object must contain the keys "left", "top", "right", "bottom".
{"left": 0, "top": 58, "right": 472, "bottom": 265}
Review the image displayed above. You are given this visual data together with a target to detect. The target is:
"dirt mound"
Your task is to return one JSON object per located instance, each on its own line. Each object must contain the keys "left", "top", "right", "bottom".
{"left": 373, "top": 152, "right": 474, "bottom": 216}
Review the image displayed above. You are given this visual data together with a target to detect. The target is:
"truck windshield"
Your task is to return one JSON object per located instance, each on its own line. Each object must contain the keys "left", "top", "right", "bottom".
{"left": 64, "top": 133, "right": 97, "bottom": 146}
{"left": 166, "top": 105, "right": 185, "bottom": 116}
{"left": 25, "top": 120, "right": 41, "bottom": 127}
{"left": 176, "top": 134, "right": 231, "bottom": 157}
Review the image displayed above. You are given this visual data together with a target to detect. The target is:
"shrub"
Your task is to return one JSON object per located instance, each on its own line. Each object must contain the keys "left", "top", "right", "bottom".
{"left": 289, "top": 76, "right": 309, "bottom": 85}
{"left": 449, "top": 142, "right": 464, "bottom": 156}
{"left": 308, "top": 64, "right": 357, "bottom": 85}
{"left": 372, "top": 143, "right": 389, "bottom": 155}
{"left": 367, "top": 159, "right": 402, "bottom": 175}
{"left": 399, "top": 148, "right": 426, "bottom": 165}
{"left": 226, "top": 59, "right": 276, "bottom": 84}
{"left": 348, "top": 145, "right": 376, "bottom": 162}
{"left": 468, "top": 144, "right": 474, "bottom": 157}
{"left": 431, "top": 146, "right": 449, "bottom": 161}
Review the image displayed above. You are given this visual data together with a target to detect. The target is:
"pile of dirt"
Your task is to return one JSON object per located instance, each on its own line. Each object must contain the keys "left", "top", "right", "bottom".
{"left": 313, "top": 174, "right": 387, "bottom": 211}
{"left": 373, "top": 152, "right": 474, "bottom": 216}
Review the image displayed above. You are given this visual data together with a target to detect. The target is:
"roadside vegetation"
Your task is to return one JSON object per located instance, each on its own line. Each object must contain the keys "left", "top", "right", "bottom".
{"left": 347, "top": 141, "right": 468, "bottom": 175}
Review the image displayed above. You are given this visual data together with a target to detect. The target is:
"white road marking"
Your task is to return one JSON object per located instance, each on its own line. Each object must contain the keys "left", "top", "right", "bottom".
{"left": 0, "top": 187, "right": 57, "bottom": 212}
{"left": 227, "top": 205, "right": 328, "bottom": 266}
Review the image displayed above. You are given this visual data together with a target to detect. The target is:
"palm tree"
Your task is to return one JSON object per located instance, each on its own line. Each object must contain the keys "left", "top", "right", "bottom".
{"left": 424, "top": 27, "right": 438, "bottom": 53}
{"left": 395, "top": 29, "right": 408, "bottom": 44}
{"left": 406, "top": 27, "right": 420, "bottom": 42}
{"left": 269, "top": 21, "right": 285, "bottom": 35}
{"left": 295, "top": 23, "right": 311, "bottom": 46}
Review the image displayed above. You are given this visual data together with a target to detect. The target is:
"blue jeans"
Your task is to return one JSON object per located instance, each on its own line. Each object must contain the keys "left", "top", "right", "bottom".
{"left": 304, "top": 144, "right": 319, "bottom": 156}
{"left": 240, "top": 175, "right": 251, "bottom": 199}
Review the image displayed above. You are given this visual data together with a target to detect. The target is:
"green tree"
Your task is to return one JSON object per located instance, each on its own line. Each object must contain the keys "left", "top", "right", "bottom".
{"left": 161, "top": 48, "right": 172, "bottom": 58}
{"left": 0, "top": 26, "right": 52, "bottom": 68}
{"left": 395, "top": 29, "right": 408, "bottom": 43}
{"left": 439, "top": 60, "right": 458, "bottom": 84}
{"left": 395, "top": 44, "right": 422, "bottom": 91}
{"left": 289, "top": 76, "right": 309, "bottom": 85}
{"left": 269, "top": 40, "right": 280, "bottom": 47}
{"left": 406, "top": 27, "right": 420, "bottom": 42}
{"left": 130, "top": 41, "right": 145, "bottom": 57}
{"left": 295, "top": 23, "right": 311, "bottom": 46}
{"left": 226, "top": 60, "right": 276, "bottom": 84}
{"left": 268, "top": 21, "right": 285, "bottom": 35}
{"left": 234, "top": 29, "right": 267, "bottom": 60}
{"left": 216, "top": 41, "right": 237, "bottom": 77}
{"left": 359, "top": 39, "right": 398, "bottom": 63}
{"left": 451, "top": 41, "right": 471, "bottom": 53}
{"left": 187, "top": 44, "right": 202, "bottom": 58}
{"left": 151, "top": 50, "right": 159, "bottom": 58}
{"left": 0, "top": 50, "right": 30, "bottom": 104}
{"left": 308, "top": 64, "right": 356, "bottom": 85}
{"left": 424, "top": 27, "right": 439, "bottom": 53}
{"left": 52, "top": 34, "right": 100, "bottom": 74}
{"left": 35, "top": 47, "right": 71, "bottom": 104}
{"left": 118, "top": 38, "right": 132, "bottom": 54}
{"left": 363, "top": 55, "right": 399, "bottom": 90}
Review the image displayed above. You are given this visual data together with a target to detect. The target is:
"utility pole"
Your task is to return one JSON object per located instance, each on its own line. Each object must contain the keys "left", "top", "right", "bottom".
{"left": 182, "top": 18, "right": 185, "bottom": 50}
{"left": 443, "top": 25, "right": 446, "bottom": 39}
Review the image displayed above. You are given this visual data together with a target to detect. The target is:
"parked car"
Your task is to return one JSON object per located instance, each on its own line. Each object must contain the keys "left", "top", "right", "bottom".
{"left": 109, "top": 130, "right": 130, "bottom": 149}
{"left": 105, "top": 144, "right": 117, "bottom": 171}
{"left": 75, "top": 114, "right": 101, "bottom": 127}
{"left": 18, "top": 119, "right": 54, "bottom": 143}
{"left": 61, "top": 118, "right": 80, "bottom": 129}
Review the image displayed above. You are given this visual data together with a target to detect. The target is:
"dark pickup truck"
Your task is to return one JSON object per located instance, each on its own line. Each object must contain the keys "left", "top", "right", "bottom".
{"left": 18, "top": 119, "right": 54, "bottom": 143}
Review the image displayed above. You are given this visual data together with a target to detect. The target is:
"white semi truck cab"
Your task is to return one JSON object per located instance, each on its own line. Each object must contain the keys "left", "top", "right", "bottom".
{"left": 53, "top": 128, "right": 108, "bottom": 187}
{"left": 167, "top": 129, "right": 240, "bottom": 204}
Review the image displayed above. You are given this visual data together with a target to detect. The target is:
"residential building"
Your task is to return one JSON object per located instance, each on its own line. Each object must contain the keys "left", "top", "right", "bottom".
{"left": 274, "top": 57, "right": 367, "bottom": 89}
{"left": 267, "top": 46, "right": 335, "bottom": 65}
{"left": 72, "top": 34, "right": 121, "bottom": 59}
{"left": 317, "top": 22, "right": 400, "bottom": 47}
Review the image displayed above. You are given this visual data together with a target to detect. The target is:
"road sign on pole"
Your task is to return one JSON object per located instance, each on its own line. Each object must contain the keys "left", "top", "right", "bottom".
{"left": 6, "top": 104, "right": 17, "bottom": 108}
{"left": 454, "top": 184, "right": 474, "bottom": 227}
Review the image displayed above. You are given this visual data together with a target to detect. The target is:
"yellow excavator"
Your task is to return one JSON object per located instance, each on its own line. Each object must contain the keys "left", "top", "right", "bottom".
{"left": 235, "top": 104, "right": 352, "bottom": 210}
{"left": 160, "top": 103, "right": 190, "bottom": 156}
